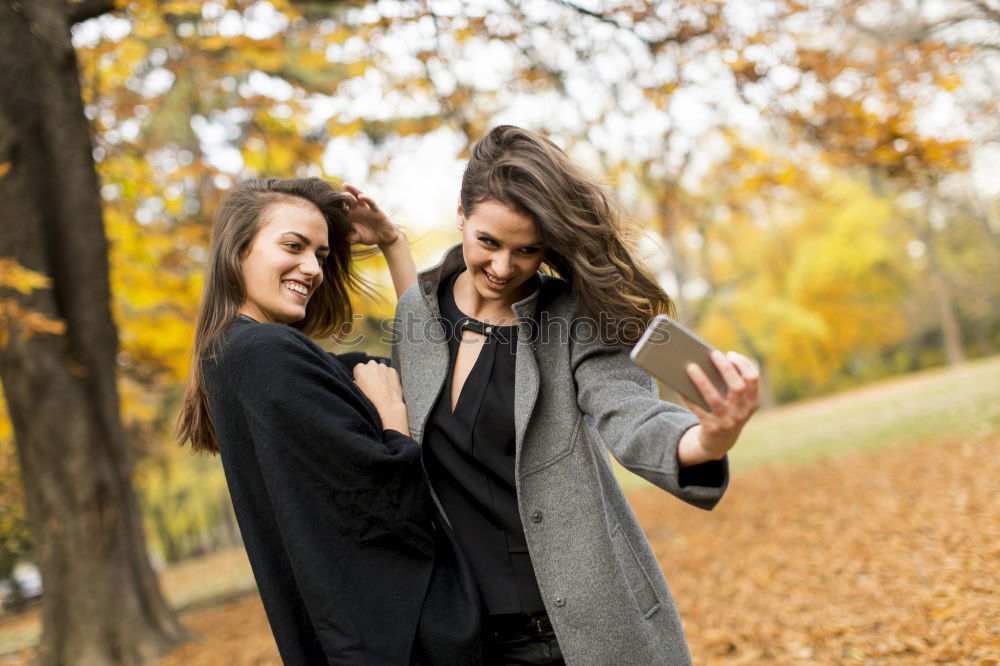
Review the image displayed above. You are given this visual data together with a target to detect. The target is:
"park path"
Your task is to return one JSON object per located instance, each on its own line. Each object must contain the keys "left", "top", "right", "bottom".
{"left": 0, "top": 433, "right": 932, "bottom": 664}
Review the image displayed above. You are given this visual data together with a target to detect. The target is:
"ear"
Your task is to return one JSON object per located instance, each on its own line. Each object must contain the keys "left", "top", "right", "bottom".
{"left": 456, "top": 201, "right": 465, "bottom": 230}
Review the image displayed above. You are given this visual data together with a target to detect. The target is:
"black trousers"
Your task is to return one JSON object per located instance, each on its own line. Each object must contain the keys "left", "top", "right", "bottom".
{"left": 484, "top": 613, "right": 565, "bottom": 666}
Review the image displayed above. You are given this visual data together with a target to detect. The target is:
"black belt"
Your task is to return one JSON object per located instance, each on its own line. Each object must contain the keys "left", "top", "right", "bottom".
{"left": 485, "top": 611, "right": 553, "bottom": 637}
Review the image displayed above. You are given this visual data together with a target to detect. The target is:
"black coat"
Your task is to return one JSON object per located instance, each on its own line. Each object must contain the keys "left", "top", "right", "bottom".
{"left": 204, "top": 317, "right": 481, "bottom": 665}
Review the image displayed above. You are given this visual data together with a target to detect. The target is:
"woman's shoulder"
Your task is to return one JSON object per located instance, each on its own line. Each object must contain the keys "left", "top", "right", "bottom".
{"left": 207, "top": 318, "right": 324, "bottom": 372}
{"left": 535, "top": 275, "right": 576, "bottom": 315}
{"left": 224, "top": 317, "right": 314, "bottom": 348}
{"left": 394, "top": 281, "right": 426, "bottom": 317}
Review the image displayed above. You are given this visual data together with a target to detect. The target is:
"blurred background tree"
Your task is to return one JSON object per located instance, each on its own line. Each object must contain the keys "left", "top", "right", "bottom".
{"left": 0, "top": 0, "right": 996, "bottom": 663}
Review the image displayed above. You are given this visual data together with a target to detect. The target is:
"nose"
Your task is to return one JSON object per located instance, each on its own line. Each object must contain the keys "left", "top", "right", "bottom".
{"left": 492, "top": 253, "right": 514, "bottom": 279}
{"left": 299, "top": 254, "right": 322, "bottom": 278}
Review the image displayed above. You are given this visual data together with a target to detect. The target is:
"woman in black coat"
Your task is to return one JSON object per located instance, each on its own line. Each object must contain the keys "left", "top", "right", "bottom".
{"left": 177, "top": 177, "right": 480, "bottom": 665}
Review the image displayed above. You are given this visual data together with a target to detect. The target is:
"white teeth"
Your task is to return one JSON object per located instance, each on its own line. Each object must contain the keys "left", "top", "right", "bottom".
{"left": 484, "top": 271, "right": 510, "bottom": 285}
{"left": 282, "top": 281, "right": 308, "bottom": 295}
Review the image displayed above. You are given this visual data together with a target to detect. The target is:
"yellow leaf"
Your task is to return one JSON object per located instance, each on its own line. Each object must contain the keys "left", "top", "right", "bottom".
{"left": 345, "top": 61, "right": 368, "bottom": 78}
{"left": 159, "top": 1, "right": 202, "bottom": 15}
{"left": 0, "top": 259, "right": 51, "bottom": 294}
{"left": 298, "top": 50, "right": 330, "bottom": 70}
{"left": 330, "top": 118, "right": 364, "bottom": 137}
{"left": 939, "top": 73, "right": 962, "bottom": 92}
{"left": 245, "top": 49, "right": 287, "bottom": 72}
{"left": 200, "top": 36, "right": 231, "bottom": 52}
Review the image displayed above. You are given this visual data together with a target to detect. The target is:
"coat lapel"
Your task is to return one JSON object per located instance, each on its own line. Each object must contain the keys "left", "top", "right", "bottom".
{"left": 512, "top": 284, "right": 550, "bottom": 466}
{"left": 512, "top": 323, "right": 539, "bottom": 464}
{"left": 410, "top": 313, "right": 450, "bottom": 442}
{"left": 410, "top": 247, "right": 465, "bottom": 442}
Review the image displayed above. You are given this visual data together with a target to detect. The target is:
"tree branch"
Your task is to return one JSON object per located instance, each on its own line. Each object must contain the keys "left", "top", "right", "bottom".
{"left": 551, "top": 0, "right": 622, "bottom": 31}
{"left": 67, "top": 0, "right": 115, "bottom": 25}
{"left": 548, "top": 0, "right": 712, "bottom": 51}
{"left": 968, "top": 0, "right": 1000, "bottom": 25}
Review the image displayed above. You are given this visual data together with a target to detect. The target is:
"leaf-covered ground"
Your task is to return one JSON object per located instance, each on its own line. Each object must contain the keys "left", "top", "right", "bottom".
{"left": 2, "top": 435, "right": 996, "bottom": 665}
{"left": 631, "top": 433, "right": 998, "bottom": 664}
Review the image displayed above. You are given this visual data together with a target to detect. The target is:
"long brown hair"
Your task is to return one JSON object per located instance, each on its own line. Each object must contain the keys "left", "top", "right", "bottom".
{"left": 460, "top": 125, "right": 674, "bottom": 344}
{"left": 177, "top": 178, "right": 364, "bottom": 453}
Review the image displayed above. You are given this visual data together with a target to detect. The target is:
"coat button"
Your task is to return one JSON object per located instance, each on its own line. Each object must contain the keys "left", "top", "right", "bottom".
{"left": 553, "top": 596, "right": 566, "bottom": 607}
{"left": 530, "top": 511, "right": 543, "bottom": 523}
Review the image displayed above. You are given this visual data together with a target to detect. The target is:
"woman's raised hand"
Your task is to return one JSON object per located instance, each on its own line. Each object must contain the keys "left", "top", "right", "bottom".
{"left": 343, "top": 183, "right": 416, "bottom": 299}
{"left": 343, "top": 184, "right": 400, "bottom": 248}
{"left": 676, "top": 351, "right": 760, "bottom": 466}
{"left": 353, "top": 360, "right": 411, "bottom": 436}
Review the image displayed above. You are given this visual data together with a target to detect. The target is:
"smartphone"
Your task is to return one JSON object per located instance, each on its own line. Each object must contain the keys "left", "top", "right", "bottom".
{"left": 629, "top": 314, "right": 727, "bottom": 412}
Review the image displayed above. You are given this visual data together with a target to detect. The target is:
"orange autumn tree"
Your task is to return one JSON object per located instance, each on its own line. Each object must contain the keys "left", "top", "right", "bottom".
{"left": 565, "top": 0, "right": 997, "bottom": 392}
{"left": 761, "top": 0, "right": 1000, "bottom": 364}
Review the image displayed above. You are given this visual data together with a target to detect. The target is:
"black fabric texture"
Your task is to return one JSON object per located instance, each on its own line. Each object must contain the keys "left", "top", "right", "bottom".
{"left": 422, "top": 272, "right": 546, "bottom": 615}
{"left": 204, "top": 317, "right": 482, "bottom": 664}
{"left": 332, "top": 350, "right": 390, "bottom": 371}
{"left": 677, "top": 458, "right": 727, "bottom": 488}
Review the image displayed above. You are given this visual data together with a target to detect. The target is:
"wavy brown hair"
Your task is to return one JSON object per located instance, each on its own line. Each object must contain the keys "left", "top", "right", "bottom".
{"left": 461, "top": 125, "right": 674, "bottom": 344}
{"left": 176, "top": 178, "right": 364, "bottom": 454}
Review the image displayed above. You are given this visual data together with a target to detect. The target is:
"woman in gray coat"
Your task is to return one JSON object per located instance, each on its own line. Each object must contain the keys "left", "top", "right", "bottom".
{"left": 392, "top": 126, "right": 759, "bottom": 665}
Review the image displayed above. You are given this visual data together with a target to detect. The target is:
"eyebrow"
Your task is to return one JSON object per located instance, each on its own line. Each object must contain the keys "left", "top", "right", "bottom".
{"left": 476, "top": 231, "right": 542, "bottom": 249}
{"left": 280, "top": 231, "right": 330, "bottom": 252}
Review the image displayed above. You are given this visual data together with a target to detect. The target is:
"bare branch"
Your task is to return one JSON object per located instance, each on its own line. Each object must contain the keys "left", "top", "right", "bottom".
{"left": 925, "top": 13, "right": 995, "bottom": 34}
{"left": 548, "top": 0, "right": 713, "bottom": 51}
{"left": 551, "top": 0, "right": 623, "bottom": 31}
{"left": 968, "top": 0, "right": 1000, "bottom": 25}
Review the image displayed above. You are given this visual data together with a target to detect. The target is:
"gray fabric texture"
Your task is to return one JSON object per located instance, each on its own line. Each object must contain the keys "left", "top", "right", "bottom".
{"left": 392, "top": 245, "right": 729, "bottom": 665}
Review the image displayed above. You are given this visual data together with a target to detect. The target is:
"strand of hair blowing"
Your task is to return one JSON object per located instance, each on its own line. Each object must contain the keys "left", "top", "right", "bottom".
{"left": 461, "top": 126, "right": 674, "bottom": 345}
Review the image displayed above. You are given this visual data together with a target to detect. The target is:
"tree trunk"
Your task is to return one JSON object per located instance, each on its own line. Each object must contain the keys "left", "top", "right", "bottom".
{"left": 912, "top": 202, "right": 966, "bottom": 367}
{"left": 929, "top": 271, "right": 966, "bottom": 366}
{"left": 0, "top": 2, "right": 187, "bottom": 664}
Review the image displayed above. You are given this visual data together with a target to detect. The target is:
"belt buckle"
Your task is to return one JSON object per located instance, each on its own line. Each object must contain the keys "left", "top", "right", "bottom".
{"left": 533, "top": 614, "right": 551, "bottom": 635}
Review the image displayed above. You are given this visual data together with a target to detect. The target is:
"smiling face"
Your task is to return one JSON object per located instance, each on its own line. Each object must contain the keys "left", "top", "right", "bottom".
{"left": 458, "top": 199, "right": 545, "bottom": 307}
{"left": 239, "top": 199, "right": 330, "bottom": 325}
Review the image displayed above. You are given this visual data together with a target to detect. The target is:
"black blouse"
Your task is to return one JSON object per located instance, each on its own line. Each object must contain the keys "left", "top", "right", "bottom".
{"left": 422, "top": 272, "right": 546, "bottom": 615}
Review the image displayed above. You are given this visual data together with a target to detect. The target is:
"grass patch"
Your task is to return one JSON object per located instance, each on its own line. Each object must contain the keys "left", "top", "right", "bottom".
{"left": 729, "top": 355, "right": 1000, "bottom": 469}
{"left": 616, "top": 355, "right": 1000, "bottom": 488}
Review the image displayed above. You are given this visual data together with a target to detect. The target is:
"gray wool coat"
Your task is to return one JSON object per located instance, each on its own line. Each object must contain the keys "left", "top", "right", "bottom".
{"left": 392, "top": 245, "right": 729, "bottom": 665}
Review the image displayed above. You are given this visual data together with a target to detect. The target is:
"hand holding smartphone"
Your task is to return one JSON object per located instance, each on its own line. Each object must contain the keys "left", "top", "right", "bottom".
{"left": 629, "top": 315, "right": 728, "bottom": 412}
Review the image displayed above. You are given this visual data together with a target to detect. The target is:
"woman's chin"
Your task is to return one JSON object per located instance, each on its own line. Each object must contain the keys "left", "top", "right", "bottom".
{"left": 275, "top": 308, "right": 307, "bottom": 325}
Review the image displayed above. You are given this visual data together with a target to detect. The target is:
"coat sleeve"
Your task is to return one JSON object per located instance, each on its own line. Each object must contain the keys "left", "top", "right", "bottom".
{"left": 216, "top": 324, "right": 433, "bottom": 658}
{"left": 331, "top": 351, "right": 391, "bottom": 371}
{"left": 570, "top": 325, "right": 728, "bottom": 510}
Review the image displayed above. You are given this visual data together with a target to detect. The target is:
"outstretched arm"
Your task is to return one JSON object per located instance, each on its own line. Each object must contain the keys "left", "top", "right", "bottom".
{"left": 343, "top": 184, "right": 417, "bottom": 298}
{"left": 572, "top": 329, "right": 729, "bottom": 510}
